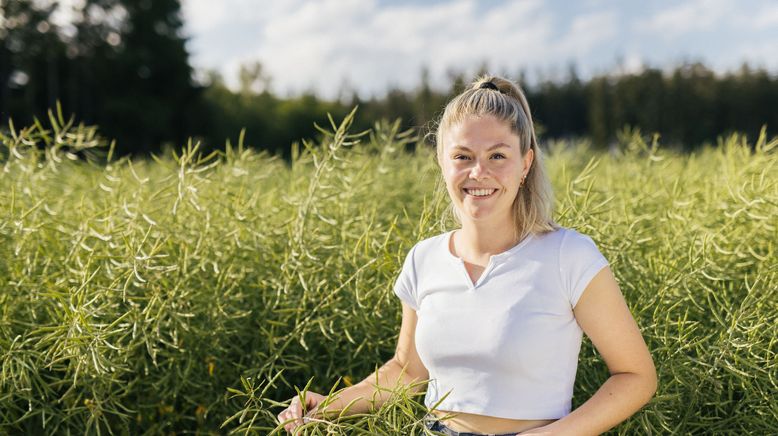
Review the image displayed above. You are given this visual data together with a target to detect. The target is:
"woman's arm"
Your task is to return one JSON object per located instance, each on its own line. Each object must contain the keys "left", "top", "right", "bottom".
{"left": 309, "top": 302, "right": 429, "bottom": 419}
{"left": 524, "top": 266, "right": 657, "bottom": 435}
{"left": 309, "top": 358, "right": 427, "bottom": 419}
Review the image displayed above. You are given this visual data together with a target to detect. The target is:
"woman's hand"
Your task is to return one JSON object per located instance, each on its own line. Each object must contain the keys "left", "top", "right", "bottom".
{"left": 277, "top": 391, "right": 327, "bottom": 433}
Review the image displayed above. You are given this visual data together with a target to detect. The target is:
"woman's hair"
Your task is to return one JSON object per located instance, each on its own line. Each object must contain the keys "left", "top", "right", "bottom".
{"left": 433, "top": 74, "right": 559, "bottom": 240}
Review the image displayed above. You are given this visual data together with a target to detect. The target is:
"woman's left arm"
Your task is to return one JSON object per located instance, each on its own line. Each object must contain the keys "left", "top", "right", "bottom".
{"left": 522, "top": 266, "right": 658, "bottom": 436}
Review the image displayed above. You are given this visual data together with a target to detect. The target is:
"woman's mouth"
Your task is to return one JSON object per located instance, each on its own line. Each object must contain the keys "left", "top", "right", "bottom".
{"left": 463, "top": 188, "right": 498, "bottom": 198}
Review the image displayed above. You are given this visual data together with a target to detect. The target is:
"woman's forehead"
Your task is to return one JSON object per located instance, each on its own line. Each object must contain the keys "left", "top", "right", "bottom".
{"left": 444, "top": 116, "right": 521, "bottom": 149}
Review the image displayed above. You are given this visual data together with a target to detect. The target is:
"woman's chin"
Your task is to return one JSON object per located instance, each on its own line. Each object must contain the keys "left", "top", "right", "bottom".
{"left": 460, "top": 208, "right": 502, "bottom": 223}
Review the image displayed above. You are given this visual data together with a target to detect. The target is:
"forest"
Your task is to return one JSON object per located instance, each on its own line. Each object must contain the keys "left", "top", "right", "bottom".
{"left": 2, "top": 0, "right": 777, "bottom": 157}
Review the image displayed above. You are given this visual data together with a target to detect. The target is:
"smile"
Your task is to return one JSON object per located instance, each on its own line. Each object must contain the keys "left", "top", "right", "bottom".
{"left": 463, "top": 188, "right": 498, "bottom": 197}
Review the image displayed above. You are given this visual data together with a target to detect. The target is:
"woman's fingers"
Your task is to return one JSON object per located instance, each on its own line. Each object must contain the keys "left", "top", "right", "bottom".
{"left": 278, "top": 396, "right": 307, "bottom": 433}
{"left": 278, "top": 393, "right": 324, "bottom": 433}
{"left": 292, "top": 397, "right": 305, "bottom": 424}
{"left": 278, "top": 408, "right": 298, "bottom": 433}
{"left": 305, "top": 394, "right": 318, "bottom": 410}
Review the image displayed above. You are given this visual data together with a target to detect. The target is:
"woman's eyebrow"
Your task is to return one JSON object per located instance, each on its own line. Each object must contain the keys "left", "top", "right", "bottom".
{"left": 452, "top": 143, "right": 511, "bottom": 152}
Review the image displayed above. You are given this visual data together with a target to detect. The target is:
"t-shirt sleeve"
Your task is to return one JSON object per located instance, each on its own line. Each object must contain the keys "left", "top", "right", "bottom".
{"left": 393, "top": 244, "right": 419, "bottom": 311}
{"left": 559, "top": 229, "right": 610, "bottom": 308}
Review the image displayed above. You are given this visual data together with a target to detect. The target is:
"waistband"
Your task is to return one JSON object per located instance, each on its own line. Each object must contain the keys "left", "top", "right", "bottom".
{"left": 422, "top": 414, "right": 517, "bottom": 436}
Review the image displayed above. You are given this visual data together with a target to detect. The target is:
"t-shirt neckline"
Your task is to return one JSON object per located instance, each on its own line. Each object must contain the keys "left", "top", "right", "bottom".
{"left": 444, "top": 229, "right": 535, "bottom": 263}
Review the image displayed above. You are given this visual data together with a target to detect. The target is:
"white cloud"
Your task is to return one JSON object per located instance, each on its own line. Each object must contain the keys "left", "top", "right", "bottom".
{"left": 637, "top": 0, "right": 734, "bottom": 38}
{"left": 753, "top": 4, "right": 778, "bottom": 29}
{"left": 554, "top": 11, "right": 618, "bottom": 60}
{"left": 180, "top": 0, "right": 778, "bottom": 98}
{"left": 621, "top": 52, "right": 644, "bottom": 74}
{"left": 736, "top": 40, "right": 778, "bottom": 69}
{"left": 207, "top": 0, "right": 561, "bottom": 98}
{"left": 181, "top": 0, "right": 230, "bottom": 34}
{"left": 182, "top": 0, "right": 307, "bottom": 34}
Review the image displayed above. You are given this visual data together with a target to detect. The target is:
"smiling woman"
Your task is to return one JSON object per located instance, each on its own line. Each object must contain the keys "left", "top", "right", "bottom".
{"left": 441, "top": 116, "right": 532, "bottom": 224}
{"left": 277, "top": 75, "right": 657, "bottom": 435}
{"left": 434, "top": 77, "right": 557, "bottom": 247}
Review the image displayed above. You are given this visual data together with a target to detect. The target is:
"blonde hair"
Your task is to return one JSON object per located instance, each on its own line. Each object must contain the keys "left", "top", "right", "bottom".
{"left": 434, "top": 74, "right": 558, "bottom": 240}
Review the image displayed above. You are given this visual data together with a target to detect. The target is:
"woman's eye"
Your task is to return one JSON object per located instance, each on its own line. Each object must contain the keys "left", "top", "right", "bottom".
{"left": 491, "top": 153, "right": 506, "bottom": 159}
{"left": 454, "top": 155, "right": 470, "bottom": 160}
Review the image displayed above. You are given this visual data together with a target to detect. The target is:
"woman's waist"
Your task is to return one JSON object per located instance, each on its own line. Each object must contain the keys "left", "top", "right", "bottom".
{"left": 429, "top": 409, "right": 556, "bottom": 434}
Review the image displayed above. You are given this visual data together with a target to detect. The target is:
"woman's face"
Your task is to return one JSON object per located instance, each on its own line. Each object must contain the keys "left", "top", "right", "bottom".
{"left": 440, "top": 114, "right": 533, "bottom": 225}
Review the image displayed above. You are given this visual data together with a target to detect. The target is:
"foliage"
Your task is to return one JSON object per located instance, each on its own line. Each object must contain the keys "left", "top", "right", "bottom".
{"left": 2, "top": 2, "right": 777, "bottom": 157}
{"left": 200, "top": 80, "right": 350, "bottom": 160}
{"left": 179, "top": 61, "right": 778, "bottom": 156}
{"left": 0, "top": 110, "right": 776, "bottom": 434}
{"left": 0, "top": 0, "right": 204, "bottom": 156}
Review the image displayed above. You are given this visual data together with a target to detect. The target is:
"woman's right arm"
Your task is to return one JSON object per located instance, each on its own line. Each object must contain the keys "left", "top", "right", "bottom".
{"left": 279, "top": 301, "right": 428, "bottom": 431}
{"left": 313, "top": 301, "right": 429, "bottom": 417}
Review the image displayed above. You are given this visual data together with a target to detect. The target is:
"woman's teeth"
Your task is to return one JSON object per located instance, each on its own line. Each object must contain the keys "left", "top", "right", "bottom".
{"left": 465, "top": 188, "right": 496, "bottom": 197}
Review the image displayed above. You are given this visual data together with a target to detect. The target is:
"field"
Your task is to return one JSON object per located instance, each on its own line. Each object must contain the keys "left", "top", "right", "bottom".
{"left": 0, "top": 109, "right": 776, "bottom": 435}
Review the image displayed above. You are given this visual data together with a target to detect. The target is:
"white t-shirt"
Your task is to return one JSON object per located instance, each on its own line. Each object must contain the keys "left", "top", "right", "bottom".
{"left": 393, "top": 226, "right": 609, "bottom": 420}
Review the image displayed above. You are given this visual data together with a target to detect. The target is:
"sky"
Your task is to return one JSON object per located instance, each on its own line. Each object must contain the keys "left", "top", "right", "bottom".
{"left": 177, "top": 0, "right": 778, "bottom": 100}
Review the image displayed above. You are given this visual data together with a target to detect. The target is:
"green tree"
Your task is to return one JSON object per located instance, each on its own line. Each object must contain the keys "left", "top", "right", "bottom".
{"left": 1, "top": 0, "right": 204, "bottom": 156}
{"left": 0, "top": 0, "right": 67, "bottom": 124}
{"left": 79, "top": 0, "right": 203, "bottom": 155}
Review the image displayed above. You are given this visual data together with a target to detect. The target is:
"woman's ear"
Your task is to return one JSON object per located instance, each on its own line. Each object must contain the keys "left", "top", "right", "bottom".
{"left": 436, "top": 144, "right": 445, "bottom": 169}
{"left": 524, "top": 147, "right": 535, "bottom": 174}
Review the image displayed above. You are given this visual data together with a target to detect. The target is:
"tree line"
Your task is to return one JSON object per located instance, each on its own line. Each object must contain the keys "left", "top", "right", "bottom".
{"left": 2, "top": 0, "right": 776, "bottom": 158}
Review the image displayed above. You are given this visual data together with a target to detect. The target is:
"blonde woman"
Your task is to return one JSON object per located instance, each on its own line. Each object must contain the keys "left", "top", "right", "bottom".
{"left": 278, "top": 75, "right": 657, "bottom": 435}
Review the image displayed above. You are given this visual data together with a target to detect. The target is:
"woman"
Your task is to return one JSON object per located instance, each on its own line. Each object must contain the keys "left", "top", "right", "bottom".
{"left": 277, "top": 75, "right": 657, "bottom": 435}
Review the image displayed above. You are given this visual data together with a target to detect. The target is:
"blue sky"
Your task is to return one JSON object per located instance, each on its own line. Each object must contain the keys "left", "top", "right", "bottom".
{"left": 179, "top": 0, "right": 778, "bottom": 99}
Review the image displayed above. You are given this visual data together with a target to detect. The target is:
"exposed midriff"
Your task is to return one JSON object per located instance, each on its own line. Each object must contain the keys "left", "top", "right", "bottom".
{"left": 431, "top": 409, "right": 556, "bottom": 434}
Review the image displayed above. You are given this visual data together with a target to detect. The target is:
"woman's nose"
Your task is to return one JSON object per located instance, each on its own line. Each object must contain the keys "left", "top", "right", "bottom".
{"left": 469, "top": 159, "right": 488, "bottom": 179}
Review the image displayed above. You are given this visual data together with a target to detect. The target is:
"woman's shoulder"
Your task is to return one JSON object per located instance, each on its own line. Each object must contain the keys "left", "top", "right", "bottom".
{"left": 528, "top": 225, "right": 566, "bottom": 245}
{"left": 532, "top": 225, "right": 595, "bottom": 244}
{"left": 528, "top": 226, "right": 604, "bottom": 260}
{"left": 540, "top": 226, "right": 606, "bottom": 266}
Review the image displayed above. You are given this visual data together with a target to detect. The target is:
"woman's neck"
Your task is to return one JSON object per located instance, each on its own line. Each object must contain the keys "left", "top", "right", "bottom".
{"left": 454, "top": 216, "right": 519, "bottom": 258}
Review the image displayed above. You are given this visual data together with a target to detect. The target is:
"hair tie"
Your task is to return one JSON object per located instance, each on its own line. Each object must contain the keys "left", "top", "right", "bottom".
{"left": 479, "top": 81, "right": 499, "bottom": 91}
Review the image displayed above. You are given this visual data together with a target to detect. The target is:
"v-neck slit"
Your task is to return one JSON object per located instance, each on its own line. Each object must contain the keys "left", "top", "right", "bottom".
{"left": 455, "top": 257, "right": 493, "bottom": 290}
{"left": 445, "top": 229, "right": 535, "bottom": 291}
